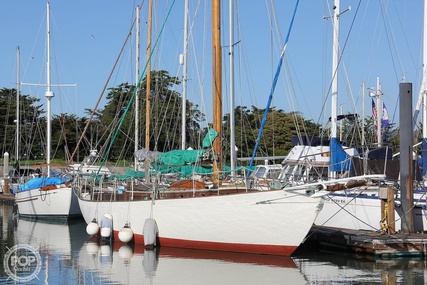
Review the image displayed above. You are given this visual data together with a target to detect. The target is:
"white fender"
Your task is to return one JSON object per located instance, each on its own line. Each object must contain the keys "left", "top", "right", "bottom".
{"left": 143, "top": 218, "right": 159, "bottom": 246}
{"left": 86, "top": 218, "right": 100, "bottom": 236}
{"left": 118, "top": 223, "right": 134, "bottom": 243}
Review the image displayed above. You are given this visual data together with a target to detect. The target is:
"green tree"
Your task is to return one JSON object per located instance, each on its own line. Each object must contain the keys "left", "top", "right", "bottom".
{"left": 97, "top": 70, "right": 205, "bottom": 161}
{"left": 339, "top": 114, "right": 398, "bottom": 151}
{"left": 222, "top": 106, "right": 321, "bottom": 165}
{"left": 0, "top": 88, "right": 44, "bottom": 162}
{"left": 51, "top": 113, "right": 88, "bottom": 161}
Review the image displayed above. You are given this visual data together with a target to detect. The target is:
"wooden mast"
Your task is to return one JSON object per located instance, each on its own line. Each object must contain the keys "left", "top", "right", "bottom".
{"left": 145, "top": 0, "right": 153, "bottom": 151}
{"left": 212, "top": 0, "right": 222, "bottom": 187}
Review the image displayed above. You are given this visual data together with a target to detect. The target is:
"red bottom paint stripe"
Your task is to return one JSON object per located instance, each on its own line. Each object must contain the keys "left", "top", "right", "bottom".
{"left": 110, "top": 231, "right": 297, "bottom": 257}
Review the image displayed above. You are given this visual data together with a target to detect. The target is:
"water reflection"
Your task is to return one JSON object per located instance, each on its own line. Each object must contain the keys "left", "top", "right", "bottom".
{"left": 0, "top": 204, "right": 87, "bottom": 284}
{"left": 294, "top": 249, "right": 427, "bottom": 284}
{"left": 78, "top": 240, "right": 304, "bottom": 284}
{"left": 1, "top": 201, "right": 427, "bottom": 284}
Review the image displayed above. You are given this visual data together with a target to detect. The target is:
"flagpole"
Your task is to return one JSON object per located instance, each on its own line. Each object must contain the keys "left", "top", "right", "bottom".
{"left": 362, "top": 81, "right": 365, "bottom": 147}
{"left": 376, "top": 76, "right": 382, "bottom": 147}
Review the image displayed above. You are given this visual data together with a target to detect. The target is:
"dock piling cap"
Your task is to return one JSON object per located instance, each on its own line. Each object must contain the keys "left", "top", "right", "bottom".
{"left": 104, "top": 213, "right": 113, "bottom": 219}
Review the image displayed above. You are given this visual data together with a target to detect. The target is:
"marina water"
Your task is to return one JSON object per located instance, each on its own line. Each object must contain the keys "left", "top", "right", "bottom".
{"left": 0, "top": 202, "right": 426, "bottom": 284}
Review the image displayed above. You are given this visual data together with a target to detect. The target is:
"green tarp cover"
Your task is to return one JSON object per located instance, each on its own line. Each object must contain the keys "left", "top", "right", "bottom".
{"left": 107, "top": 168, "right": 156, "bottom": 181}
{"left": 202, "top": 128, "right": 219, "bottom": 148}
{"left": 144, "top": 164, "right": 213, "bottom": 178}
{"left": 155, "top": 128, "right": 218, "bottom": 166}
{"left": 156, "top": 149, "right": 205, "bottom": 166}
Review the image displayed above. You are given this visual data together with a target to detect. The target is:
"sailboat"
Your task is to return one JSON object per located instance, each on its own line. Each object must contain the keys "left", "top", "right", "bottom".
{"left": 283, "top": 0, "right": 427, "bottom": 233}
{"left": 14, "top": 2, "right": 81, "bottom": 219}
{"left": 309, "top": 0, "right": 397, "bottom": 232}
{"left": 77, "top": 1, "right": 324, "bottom": 256}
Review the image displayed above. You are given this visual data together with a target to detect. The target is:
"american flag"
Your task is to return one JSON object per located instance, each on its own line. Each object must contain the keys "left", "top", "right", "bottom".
{"left": 372, "top": 99, "right": 377, "bottom": 128}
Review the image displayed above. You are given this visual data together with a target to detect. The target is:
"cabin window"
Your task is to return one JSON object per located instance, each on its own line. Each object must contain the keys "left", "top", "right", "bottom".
{"left": 253, "top": 167, "right": 266, "bottom": 178}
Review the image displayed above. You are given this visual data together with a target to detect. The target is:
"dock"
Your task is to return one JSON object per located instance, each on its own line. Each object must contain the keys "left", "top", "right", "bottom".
{"left": 304, "top": 225, "right": 427, "bottom": 258}
{"left": 0, "top": 193, "right": 15, "bottom": 202}
{"left": 0, "top": 176, "right": 14, "bottom": 202}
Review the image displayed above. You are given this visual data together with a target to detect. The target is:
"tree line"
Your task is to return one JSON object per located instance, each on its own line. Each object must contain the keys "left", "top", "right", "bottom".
{"left": 0, "top": 70, "right": 401, "bottom": 167}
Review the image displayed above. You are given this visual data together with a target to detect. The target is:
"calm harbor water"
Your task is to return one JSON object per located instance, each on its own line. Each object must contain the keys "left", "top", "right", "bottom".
{"left": 0, "top": 201, "right": 426, "bottom": 285}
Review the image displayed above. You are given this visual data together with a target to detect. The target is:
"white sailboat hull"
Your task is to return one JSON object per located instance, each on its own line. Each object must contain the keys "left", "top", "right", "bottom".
{"left": 78, "top": 190, "right": 322, "bottom": 256}
{"left": 315, "top": 192, "right": 427, "bottom": 232}
{"left": 15, "top": 187, "right": 81, "bottom": 218}
{"left": 315, "top": 193, "right": 398, "bottom": 231}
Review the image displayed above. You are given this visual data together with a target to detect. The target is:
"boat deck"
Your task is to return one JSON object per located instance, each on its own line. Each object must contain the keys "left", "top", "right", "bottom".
{"left": 82, "top": 186, "right": 257, "bottom": 202}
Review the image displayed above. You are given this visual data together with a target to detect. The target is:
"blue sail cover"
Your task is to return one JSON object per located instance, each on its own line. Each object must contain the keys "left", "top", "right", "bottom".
{"left": 422, "top": 139, "right": 427, "bottom": 176}
{"left": 19, "top": 177, "right": 71, "bottom": 191}
{"left": 330, "top": 138, "right": 353, "bottom": 172}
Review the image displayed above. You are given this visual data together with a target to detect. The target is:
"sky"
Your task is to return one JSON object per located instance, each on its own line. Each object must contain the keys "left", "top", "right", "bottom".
{"left": 0, "top": 0, "right": 425, "bottom": 130}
